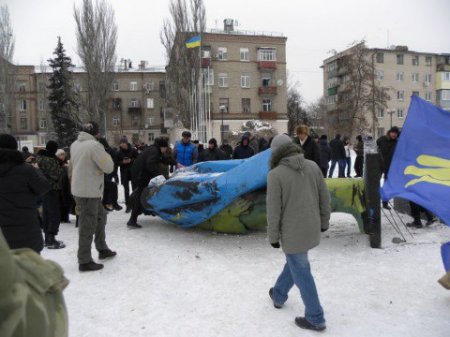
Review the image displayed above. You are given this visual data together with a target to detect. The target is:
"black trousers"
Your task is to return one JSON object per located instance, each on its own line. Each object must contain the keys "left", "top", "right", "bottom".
{"left": 320, "top": 166, "right": 328, "bottom": 178}
{"left": 103, "top": 180, "right": 118, "bottom": 205}
{"left": 129, "top": 186, "right": 144, "bottom": 223}
{"left": 410, "top": 201, "right": 433, "bottom": 223}
{"left": 42, "top": 190, "right": 61, "bottom": 236}
{"left": 122, "top": 178, "right": 134, "bottom": 207}
{"left": 354, "top": 155, "right": 364, "bottom": 177}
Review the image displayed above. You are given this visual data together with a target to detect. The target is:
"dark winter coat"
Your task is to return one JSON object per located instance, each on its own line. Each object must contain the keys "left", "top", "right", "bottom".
{"left": 354, "top": 140, "right": 364, "bottom": 157}
{"left": 131, "top": 145, "right": 176, "bottom": 188}
{"left": 36, "top": 150, "right": 65, "bottom": 190}
{"left": 198, "top": 147, "right": 227, "bottom": 162}
{"left": 293, "top": 136, "right": 321, "bottom": 167}
{"left": 329, "top": 137, "right": 346, "bottom": 160}
{"left": 376, "top": 135, "right": 398, "bottom": 173}
{"left": 319, "top": 139, "right": 331, "bottom": 170}
{"left": 219, "top": 144, "right": 233, "bottom": 159}
{"left": 0, "top": 149, "right": 51, "bottom": 253}
{"left": 233, "top": 136, "right": 255, "bottom": 159}
{"left": 117, "top": 145, "right": 138, "bottom": 182}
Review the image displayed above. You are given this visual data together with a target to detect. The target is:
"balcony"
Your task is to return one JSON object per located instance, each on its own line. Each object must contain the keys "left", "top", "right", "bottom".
{"left": 259, "top": 111, "right": 278, "bottom": 120}
{"left": 437, "top": 64, "right": 450, "bottom": 72}
{"left": 258, "top": 86, "right": 277, "bottom": 95}
{"left": 201, "top": 57, "right": 211, "bottom": 68}
{"left": 258, "top": 61, "right": 277, "bottom": 70}
{"left": 128, "top": 107, "right": 142, "bottom": 114}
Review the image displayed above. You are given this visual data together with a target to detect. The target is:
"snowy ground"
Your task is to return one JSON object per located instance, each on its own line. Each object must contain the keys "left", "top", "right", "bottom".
{"left": 42, "top": 189, "right": 450, "bottom": 337}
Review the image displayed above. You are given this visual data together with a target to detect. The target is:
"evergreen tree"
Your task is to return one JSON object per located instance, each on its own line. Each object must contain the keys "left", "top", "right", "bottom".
{"left": 47, "top": 36, "right": 79, "bottom": 147}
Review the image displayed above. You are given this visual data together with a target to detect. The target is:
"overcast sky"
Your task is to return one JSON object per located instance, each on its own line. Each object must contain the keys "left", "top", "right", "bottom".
{"left": 3, "top": 0, "right": 450, "bottom": 103}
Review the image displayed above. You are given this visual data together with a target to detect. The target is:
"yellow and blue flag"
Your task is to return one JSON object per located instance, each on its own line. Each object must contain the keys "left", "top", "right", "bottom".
{"left": 185, "top": 35, "right": 201, "bottom": 48}
{"left": 381, "top": 96, "right": 450, "bottom": 226}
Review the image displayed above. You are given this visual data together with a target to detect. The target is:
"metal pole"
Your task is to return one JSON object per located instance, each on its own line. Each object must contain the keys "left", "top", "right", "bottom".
{"left": 221, "top": 109, "right": 224, "bottom": 143}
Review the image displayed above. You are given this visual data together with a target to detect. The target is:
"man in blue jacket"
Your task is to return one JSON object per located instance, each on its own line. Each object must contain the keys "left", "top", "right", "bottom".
{"left": 173, "top": 131, "right": 198, "bottom": 168}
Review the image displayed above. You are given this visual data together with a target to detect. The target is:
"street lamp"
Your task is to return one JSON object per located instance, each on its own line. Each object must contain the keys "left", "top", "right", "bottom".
{"left": 220, "top": 105, "right": 226, "bottom": 143}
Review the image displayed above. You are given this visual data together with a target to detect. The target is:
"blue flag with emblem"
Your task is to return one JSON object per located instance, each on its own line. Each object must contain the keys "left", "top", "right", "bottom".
{"left": 380, "top": 95, "right": 450, "bottom": 226}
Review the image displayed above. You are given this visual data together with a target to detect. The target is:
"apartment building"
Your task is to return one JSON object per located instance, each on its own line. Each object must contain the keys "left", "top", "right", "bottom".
{"left": 323, "top": 45, "right": 450, "bottom": 138}
{"left": 7, "top": 60, "right": 168, "bottom": 148}
{"left": 198, "top": 20, "right": 288, "bottom": 141}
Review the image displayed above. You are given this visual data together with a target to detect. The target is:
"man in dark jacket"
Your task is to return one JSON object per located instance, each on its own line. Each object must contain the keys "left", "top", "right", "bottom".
{"left": 117, "top": 140, "right": 138, "bottom": 212}
{"left": 377, "top": 126, "right": 400, "bottom": 209}
{"left": 328, "top": 134, "right": 346, "bottom": 178}
{"left": 199, "top": 138, "right": 227, "bottom": 162}
{"left": 318, "top": 135, "right": 331, "bottom": 178}
{"left": 220, "top": 139, "right": 233, "bottom": 159}
{"left": 0, "top": 134, "right": 51, "bottom": 254}
{"left": 37, "top": 141, "right": 66, "bottom": 249}
{"left": 293, "top": 125, "right": 321, "bottom": 167}
{"left": 233, "top": 135, "right": 254, "bottom": 159}
{"left": 354, "top": 135, "right": 364, "bottom": 177}
{"left": 127, "top": 137, "right": 175, "bottom": 228}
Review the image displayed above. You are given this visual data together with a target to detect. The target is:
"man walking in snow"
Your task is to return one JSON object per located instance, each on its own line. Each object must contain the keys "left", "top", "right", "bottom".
{"left": 266, "top": 134, "right": 330, "bottom": 332}
{"left": 69, "top": 122, "right": 116, "bottom": 272}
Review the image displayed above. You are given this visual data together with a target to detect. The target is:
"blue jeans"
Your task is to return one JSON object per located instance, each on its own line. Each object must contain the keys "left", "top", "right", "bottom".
{"left": 328, "top": 159, "right": 346, "bottom": 178}
{"left": 345, "top": 157, "right": 351, "bottom": 177}
{"left": 272, "top": 252, "right": 325, "bottom": 327}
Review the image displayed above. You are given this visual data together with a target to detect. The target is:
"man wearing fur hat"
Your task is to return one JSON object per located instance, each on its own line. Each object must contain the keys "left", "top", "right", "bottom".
{"left": 266, "top": 134, "right": 330, "bottom": 332}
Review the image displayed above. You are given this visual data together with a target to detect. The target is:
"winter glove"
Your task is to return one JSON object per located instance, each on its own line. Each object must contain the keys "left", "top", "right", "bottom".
{"left": 321, "top": 228, "right": 328, "bottom": 233}
{"left": 271, "top": 242, "right": 280, "bottom": 249}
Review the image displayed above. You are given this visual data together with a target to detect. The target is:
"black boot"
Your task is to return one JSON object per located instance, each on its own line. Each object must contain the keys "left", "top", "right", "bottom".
{"left": 46, "top": 234, "right": 66, "bottom": 249}
{"left": 406, "top": 220, "right": 422, "bottom": 228}
{"left": 127, "top": 220, "right": 142, "bottom": 229}
{"left": 382, "top": 201, "right": 391, "bottom": 210}
{"left": 269, "top": 288, "right": 283, "bottom": 309}
{"left": 99, "top": 249, "right": 117, "bottom": 260}
{"left": 79, "top": 261, "right": 104, "bottom": 272}
{"left": 294, "top": 317, "right": 326, "bottom": 332}
{"left": 113, "top": 203, "right": 123, "bottom": 211}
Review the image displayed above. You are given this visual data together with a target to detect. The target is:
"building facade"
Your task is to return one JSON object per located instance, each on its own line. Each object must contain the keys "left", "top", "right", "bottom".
{"left": 6, "top": 61, "right": 168, "bottom": 149}
{"left": 323, "top": 45, "right": 450, "bottom": 138}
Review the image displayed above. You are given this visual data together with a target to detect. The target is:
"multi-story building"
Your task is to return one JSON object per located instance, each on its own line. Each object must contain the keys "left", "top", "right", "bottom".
{"left": 197, "top": 19, "right": 288, "bottom": 141}
{"left": 323, "top": 45, "right": 449, "bottom": 138}
{"left": 6, "top": 60, "right": 168, "bottom": 148}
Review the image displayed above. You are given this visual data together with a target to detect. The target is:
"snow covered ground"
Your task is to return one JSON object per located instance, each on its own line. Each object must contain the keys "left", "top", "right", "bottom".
{"left": 42, "top": 193, "right": 450, "bottom": 337}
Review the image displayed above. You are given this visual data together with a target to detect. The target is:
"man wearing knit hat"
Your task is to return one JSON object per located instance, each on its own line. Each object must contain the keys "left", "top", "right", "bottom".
{"left": 266, "top": 134, "right": 330, "bottom": 332}
{"left": 37, "top": 140, "right": 66, "bottom": 249}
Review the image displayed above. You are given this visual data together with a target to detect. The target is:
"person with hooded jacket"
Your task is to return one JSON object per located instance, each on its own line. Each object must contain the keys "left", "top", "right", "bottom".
{"left": 127, "top": 137, "right": 175, "bottom": 228}
{"left": 0, "top": 134, "right": 51, "bottom": 254}
{"left": 198, "top": 138, "right": 227, "bottom": 162}
{"left": 318, "top": 135, "right": 331, "bottom": 178}
{"left": 36, "top": 141, "right": 66, "bottom": 249}
{"left": 266, "top": 134, "right": 330, "bottom": 332}
{"left": 232, "top": 135, "right": 254, "bottom": 159}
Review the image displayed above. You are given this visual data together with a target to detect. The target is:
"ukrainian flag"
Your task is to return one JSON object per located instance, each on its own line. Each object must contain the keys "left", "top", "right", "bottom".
{"left": 185, "top": 36, "right": 201, "bottom": 48}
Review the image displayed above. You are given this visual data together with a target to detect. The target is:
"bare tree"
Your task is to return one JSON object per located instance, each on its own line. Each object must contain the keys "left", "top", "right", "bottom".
{"left": 305, "top": 96, "right": 327, "bottom": 135}
{"left": 0, "top": 5, "right": 15, "bottom": 133}
{"left": 331, "top": 41, "right": 388, "bottom": 136}
{"left": 161, "top": 0, "right": 206, "bottom": 128}
{"left": 287, "top": 74, "right": 308, "bottom": 135}
{"left": 74, "top": 0, "right": 117, "bottom": 134}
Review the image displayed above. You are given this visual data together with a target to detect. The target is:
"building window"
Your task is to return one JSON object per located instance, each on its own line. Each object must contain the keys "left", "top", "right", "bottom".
{"left": 240, "top": 48, "right": 249, "bottom": 61}
{"left": 376, "top": 107, "right": 384, "bottom": 118}
{"left": 112, "top": 98, "right": 121, "bottom": 110}
{"left": 203, "top": 69, "right": 214, "bottom": 86}
{"left": 441, "top": 90, "right": 450, "bottom": 100}
{"left": 131, "top": 116, "right": 140, "bottom": 128}
{"left": 112, "top": 117, "right": 120, "bottom": 126}
{"left": 219, "top": 98, "right": 229, "bottom": 113}
{"left": 425, "top": 73, "right": 432, "bottom": 83}
{"left": 38, "top": 82, "right": 46, "bottom": 92}
{"left": 377, "top": 128, "right": 385, "bottom": 137}
{"left": 130, "top": 98, "right": 139, "bottom": 107}
{"left": 412, "top": 55, "right": 419, "bottom": 66}
{"left": 144, "top": 81, "right": 154, "bottom": 92}
{"left": 112, "top": 81, "right": 119, "bottom": 91}
{"left": 19, "top": 100, "right": 27, "bottom": 111}
{"left": 147, "top": 117, "right": 155, "bottom": 126}
{"left": 17, "top": 82, "right": 26, "bottom": 92}
{"left": 20, "top": 117, "right": 27, "bottom": 130}
{"left": 425, "top": 56, "right": 432, "bottom": 66}
{"left": 261, "top": 73, "right": 272, "bottom": 87}
{"left": 412, "top": 73, "right": 419, "bottom": 82}
{"left": 159, "top": 81, "right": 166, "bottom": 98}
{"left": 425, "top": 92, "right": 432, "bottom": 101}
{"left": 240, "top": 75, "right": 250, "bottom": 88}
{"left": 262, "top": 98, "right": 272, "bottom": 112}
{"left": 376, "top": 70, "right": 384, "bottom": 80}
{"left": 39, "top": 100, "right": 45, "bottom": 111}
{"left": 376, "top": 53, "right": 384, "bottom": 63}
{"left": 148, "top": 133, "right": 154, "bottom": 142}
{"left": 74, "top": 82, "right": 82, "bottom": 92}
{"left": 412, "top": 91, "right": 419, "bottom": 97}
{"left": 396, "top": 54, "right": 404, "bottom": 65}
{"left": 39, "top": 118, "right": 47, "bottom": 129}
{"left": 258, "top": 48, "right": 276, "bottom": 61}
{"left": 217, "top": 47, "right": 227, "bottom": 60}
{"left": 130, "top": 81, "right": 138, "bottom": 91}
{"left": 443, "top": 72, "right": 450, "bottom": 81}
{"left": 397, "top": 109, "right": 404, "bottom": 119}
{"left": 147, "top": 98, "right": 154, "bottom": 109}
{"left": 218, "top": 73, "right": 229, "bottom": 88}
{"left": 396, "top": 72, "right": 404, "bottom": 81}
{"left": 242, "top": 98, "right": 251, "bottom": 114}
{"left": 397, "top": 90, "right": 404, "bottom": 101}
